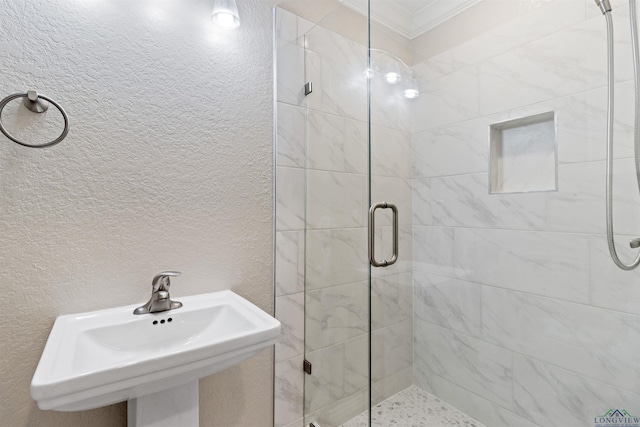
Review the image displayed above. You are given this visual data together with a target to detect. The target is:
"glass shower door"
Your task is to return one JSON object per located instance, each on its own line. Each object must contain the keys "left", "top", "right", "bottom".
{"left": 301, "top": 10, "right": 371, "bottom": 427}
{"left": 367, "top": 21, "right": 416, "bottom": 425}
{"left": 300, "top": 5, "right": 415, "bottom": 426}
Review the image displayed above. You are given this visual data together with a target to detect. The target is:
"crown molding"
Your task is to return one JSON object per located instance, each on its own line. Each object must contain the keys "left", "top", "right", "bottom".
{"left": 411, "top": 0, "right": 483, "bottom": 38}
{"left": 340, "top": 0, "right": 482, "bottom": 39}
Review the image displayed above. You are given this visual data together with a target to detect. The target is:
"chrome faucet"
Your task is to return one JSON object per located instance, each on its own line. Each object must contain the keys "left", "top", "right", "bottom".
{"left": 133, "top": 271, "right": 183, "bottom": 315}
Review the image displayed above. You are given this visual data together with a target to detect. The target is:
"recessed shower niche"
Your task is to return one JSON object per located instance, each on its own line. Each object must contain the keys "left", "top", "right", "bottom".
{"left": 489, "top": 111, "right": 557, "bottom": 194}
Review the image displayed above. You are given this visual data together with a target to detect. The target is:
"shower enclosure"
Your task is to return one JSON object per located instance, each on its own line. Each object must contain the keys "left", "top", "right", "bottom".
{"left": 274, "top": 1, "right": 640, "bottom": 426}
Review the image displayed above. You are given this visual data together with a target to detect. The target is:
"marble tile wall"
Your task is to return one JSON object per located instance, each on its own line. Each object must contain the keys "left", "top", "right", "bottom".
{"left": 275, "top": 7, "right": 413, "bottom": 427}
{"left": 412, "top": 0, "right": 640, "bottom": 426}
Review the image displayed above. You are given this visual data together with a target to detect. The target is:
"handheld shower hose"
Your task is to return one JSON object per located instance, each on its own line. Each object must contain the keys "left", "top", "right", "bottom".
{"left": 599, "top": 0, "right": 640, "bottom": 269}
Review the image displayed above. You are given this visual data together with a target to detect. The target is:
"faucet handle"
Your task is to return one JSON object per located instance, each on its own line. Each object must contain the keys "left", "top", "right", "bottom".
{"left": 152, "top": 271, "right": 181, "bottom": 292}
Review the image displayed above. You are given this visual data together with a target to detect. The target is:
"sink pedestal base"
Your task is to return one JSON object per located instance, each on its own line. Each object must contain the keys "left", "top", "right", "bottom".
{"left": 128, "top": 381, "right": 199, "bottom": 427}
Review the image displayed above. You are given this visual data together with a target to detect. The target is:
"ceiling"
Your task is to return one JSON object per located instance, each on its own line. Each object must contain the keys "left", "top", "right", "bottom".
{"left": 340, "top": 0, "right": 483, "bottom": 40}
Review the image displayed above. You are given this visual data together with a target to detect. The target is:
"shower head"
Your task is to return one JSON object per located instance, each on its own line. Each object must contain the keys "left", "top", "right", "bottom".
{"left": 594, "top": 0, "right": 612, "bottom": 14}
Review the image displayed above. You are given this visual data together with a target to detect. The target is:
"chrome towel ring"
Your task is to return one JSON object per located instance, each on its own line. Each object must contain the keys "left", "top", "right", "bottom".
{"left": 0, "top": 90, "right": 69, "bottom": 148}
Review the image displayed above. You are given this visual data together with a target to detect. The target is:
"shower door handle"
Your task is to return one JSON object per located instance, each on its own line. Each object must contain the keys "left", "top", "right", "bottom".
{"left": 368, "top": 202, "right": 398, "bottom": 267}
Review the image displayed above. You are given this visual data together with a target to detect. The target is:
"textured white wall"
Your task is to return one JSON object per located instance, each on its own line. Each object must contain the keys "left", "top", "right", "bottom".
{"left": 0, "top": 0, "right": 274, "bottom": 426}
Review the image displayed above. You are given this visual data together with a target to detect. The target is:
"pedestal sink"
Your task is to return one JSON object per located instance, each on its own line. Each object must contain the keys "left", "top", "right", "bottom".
{"left": 31, "top": 290, "right": 280, "bottom": 426}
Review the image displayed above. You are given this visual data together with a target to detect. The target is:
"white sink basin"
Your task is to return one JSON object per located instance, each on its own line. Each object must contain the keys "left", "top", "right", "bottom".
{"left": 31, "top": 290, "right": 280, "bottom": 412}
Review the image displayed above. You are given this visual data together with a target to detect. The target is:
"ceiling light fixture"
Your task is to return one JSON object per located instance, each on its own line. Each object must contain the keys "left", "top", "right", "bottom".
{"left": 211, "top": 0, "right": 240, "bottom": 30}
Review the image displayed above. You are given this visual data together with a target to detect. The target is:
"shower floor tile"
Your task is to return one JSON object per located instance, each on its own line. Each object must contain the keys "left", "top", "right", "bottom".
{"left": 342, "top": 385, "right": 485, "bottom": 427}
